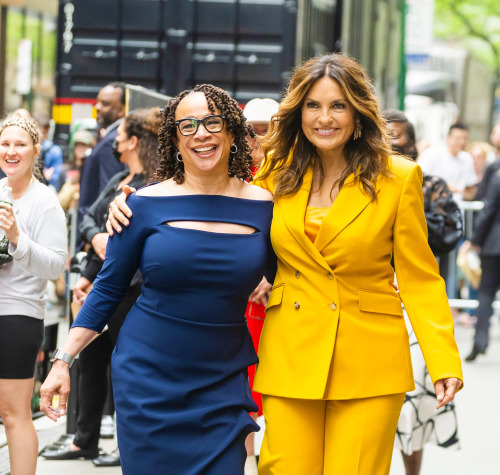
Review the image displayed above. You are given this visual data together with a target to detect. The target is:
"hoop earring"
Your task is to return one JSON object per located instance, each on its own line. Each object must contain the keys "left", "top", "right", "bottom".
{"left": 176, "top": 152, "right": 183, "bottom": 163}
{"left": 230, "top": 144, "right": 238, "bottom": 154}
{"left": 353, "top": 119, "right": 362, "bottom": 140}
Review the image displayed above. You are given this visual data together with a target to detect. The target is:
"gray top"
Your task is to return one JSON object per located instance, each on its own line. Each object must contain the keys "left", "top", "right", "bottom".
{"left": 0, "top": 178, "right": 68, "bottom": 319}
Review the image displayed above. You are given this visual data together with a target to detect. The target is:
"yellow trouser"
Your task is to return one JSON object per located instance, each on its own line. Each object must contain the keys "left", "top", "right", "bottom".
{"left": 259, "top": 393, "right": 405, "bottom": 475}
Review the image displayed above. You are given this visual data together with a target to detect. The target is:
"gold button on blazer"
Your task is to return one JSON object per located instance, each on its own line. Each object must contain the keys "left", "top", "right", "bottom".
{"left": 254, "top": 155, "right": 463, "bottom": 400}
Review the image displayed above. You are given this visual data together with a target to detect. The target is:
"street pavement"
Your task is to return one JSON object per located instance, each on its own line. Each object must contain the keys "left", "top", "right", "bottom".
{"left": 389, "top": 316, "right": 500, "bottom": 475}
{"left": 1, "top": 312, "right": 498, "bottom": 474}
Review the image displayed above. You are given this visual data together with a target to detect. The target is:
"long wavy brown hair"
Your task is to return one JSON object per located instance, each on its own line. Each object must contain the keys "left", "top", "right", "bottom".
{"left": 259, "top": 53, "right": 392, "bottom": 200}
{"left": 150, "top": 84, "right": 254, "bottom": 184}
{"left": 122, "top": 108, "right": 162, "bottom": 180}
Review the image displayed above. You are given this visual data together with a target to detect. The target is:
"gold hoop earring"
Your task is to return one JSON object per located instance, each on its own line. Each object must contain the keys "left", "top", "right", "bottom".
{"left": 353, "top": 118, "right": 362, "bottom": 140}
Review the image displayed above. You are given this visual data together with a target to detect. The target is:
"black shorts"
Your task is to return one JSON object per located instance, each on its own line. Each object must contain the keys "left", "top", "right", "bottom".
{"left": 0, "top": 315, "right": 44, "bottom": 379}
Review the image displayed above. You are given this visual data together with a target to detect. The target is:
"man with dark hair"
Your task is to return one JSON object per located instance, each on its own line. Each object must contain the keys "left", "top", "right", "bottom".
{"left": 418, "top": 122, "right": 477, "bottom": 201}
{"left": 76, "top": 82, "right": 126, "bottom": 249}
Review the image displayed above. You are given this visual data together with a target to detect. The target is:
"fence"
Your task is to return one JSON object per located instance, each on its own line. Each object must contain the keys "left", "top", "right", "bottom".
{"left": 447, "top": 200, "right": 500, "bottom": 316}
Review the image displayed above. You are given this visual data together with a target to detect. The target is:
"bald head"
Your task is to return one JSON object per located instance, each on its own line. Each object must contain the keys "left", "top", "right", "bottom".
{"left": 95, "top": 84, "right": 126, "bottom": 129}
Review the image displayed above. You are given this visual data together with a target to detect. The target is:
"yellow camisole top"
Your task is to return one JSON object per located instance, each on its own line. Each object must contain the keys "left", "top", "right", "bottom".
{"left": 305, "top": 206, "right": 330, "bottom": 243}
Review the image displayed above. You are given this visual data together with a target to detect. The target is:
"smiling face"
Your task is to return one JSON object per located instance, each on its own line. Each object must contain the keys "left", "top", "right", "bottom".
{"left": 0, "top": 126, "right": 39, "bottom": 183}
{"left": 301, "top": 76, "right": 356, "bottom": 159}
{"left": 174, "top": 92, "right": 233, "bottom": 176}
{"left": 447, "top": 127, "right": 468, "bottom": 157}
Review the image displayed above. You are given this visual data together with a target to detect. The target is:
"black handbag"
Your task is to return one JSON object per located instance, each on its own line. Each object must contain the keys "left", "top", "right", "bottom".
{"left": 423, "top": 175, "right": 464, "bottom": 256}
{"left": 0, "top": 236, "right": 13, "bottom": 266}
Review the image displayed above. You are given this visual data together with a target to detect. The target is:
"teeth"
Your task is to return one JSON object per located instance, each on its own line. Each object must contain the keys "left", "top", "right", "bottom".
{"left": 194, "top": 146, "right": 215, "bottom": 153}
{"left": 6, "top": 160, "right": 19, "bottom": 163}
{"left": 318, "top": 129, "right": 334, "bottom": 133}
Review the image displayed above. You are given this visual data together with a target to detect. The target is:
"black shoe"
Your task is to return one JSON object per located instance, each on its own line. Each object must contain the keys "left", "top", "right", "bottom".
{"left": 465, "top": 346, "right": 485, "bottom": 362}
{"left": 42, "top": 445, "right": 99, "bottom": 460}
{"left": 40, "top": 433, "right": 75, "bottom": 453}
{"left": 93, "top": 448, "right": 121, "bottom": 467}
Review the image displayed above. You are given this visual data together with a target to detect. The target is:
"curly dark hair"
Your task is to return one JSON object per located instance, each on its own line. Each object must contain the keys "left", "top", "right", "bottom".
{"left": 259, "top": 53, "right": 392, "bottom": 201}
{"left": 150, "top": 84, "right": 254, "bottom": 184}
{"left": 122, "top": 108, "right": 162, "bottom": 179}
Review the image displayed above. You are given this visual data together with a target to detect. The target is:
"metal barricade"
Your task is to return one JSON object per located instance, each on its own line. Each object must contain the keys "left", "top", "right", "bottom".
{"left": 445, "top": 200, "right": 500, "bottom": 316}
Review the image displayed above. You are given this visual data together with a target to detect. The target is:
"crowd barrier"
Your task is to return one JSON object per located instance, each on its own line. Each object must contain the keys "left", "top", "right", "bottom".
{"left": 445, "top": 200, "right": 500, "bottom": 316}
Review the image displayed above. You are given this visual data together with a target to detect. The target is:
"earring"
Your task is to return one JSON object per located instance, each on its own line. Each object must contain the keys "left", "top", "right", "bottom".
{"left": 353, "top": 119, "right": 362, "bottom": 140}
{"left": 176, "top": 152, "right": 183, "bottom": 163}
{"left": 230, "top": 144, "right": 238, "bottom": 154}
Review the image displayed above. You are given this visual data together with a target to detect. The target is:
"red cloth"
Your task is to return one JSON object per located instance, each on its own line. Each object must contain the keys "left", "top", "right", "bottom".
{"left": 246, "top": 300, "right": 266, "bottom": 415}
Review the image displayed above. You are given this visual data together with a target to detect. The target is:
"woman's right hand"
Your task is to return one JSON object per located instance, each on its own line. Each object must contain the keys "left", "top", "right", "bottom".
{"left": 106, "top": 185, "right": 136, "bottom": 236}
{"left": 40, "top": 360, "right": 71, "bottom": 421}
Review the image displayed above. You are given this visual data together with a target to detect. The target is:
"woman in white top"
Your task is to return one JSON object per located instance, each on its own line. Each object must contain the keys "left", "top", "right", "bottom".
{"left": 0, "top": 114, "right": 67, "bottom": 475}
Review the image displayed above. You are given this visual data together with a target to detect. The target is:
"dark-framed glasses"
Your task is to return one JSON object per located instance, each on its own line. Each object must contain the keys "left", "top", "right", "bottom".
{"left": 175, "top": 115, "right": 226, "bottom": 136}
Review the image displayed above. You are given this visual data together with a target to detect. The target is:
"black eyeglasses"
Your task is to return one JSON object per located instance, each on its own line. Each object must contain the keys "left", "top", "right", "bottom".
{"left": 175, "top": 115, "right": 226, "bottom": 136}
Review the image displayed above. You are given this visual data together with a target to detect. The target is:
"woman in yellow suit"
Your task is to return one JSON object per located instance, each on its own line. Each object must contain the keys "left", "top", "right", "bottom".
{"left": 253, "top": 54, "right": 463, "bottom": 475}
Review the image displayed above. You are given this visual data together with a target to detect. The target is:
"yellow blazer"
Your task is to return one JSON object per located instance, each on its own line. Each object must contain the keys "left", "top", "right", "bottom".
{"left": 254, "top": 155, "right": 463, "bottom": 400}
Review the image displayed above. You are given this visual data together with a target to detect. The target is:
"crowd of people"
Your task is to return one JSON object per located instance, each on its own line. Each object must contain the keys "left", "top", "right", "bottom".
{"left": 1, "top": 52, "right": 499, "bottom": 475}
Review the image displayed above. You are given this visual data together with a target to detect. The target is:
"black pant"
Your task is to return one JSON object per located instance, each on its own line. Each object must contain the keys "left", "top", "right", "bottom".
{"left": 72, "top": 284, "right": 142, "bottom": 451}
{"left": 73, "top": 331, "right": 113, "bottom": 451}
{"left": 473, "top": 255, "right": 500, "bottom": 351}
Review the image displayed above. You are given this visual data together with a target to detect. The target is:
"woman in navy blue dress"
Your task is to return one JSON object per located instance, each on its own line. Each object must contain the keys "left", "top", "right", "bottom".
{"left": 40, "top": 84, "right": 275, "bottom": 475}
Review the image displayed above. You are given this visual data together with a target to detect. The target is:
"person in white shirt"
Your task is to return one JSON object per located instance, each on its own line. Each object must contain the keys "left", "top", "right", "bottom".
{"left": 0, "top": 114, "right": 67, "bottom": 475}
{"left": 418, "top": 122, "right": 477, "bottom": 201}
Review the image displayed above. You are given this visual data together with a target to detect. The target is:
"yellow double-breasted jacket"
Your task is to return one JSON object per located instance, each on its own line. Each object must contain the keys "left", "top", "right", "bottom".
{"left": 254, "top": 154, "right": 463, "bottom": 400}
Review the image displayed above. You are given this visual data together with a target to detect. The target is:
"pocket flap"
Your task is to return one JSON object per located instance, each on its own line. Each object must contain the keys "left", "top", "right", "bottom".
{"left": 266, "top": 284, "right": 284, "bottom": 312}
{"left": 358, "top": 289, "right": 402, "bottom": 316}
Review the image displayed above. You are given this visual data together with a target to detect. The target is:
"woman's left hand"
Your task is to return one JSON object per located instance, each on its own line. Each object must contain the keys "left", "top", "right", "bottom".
{"left": 0, "top": 202, "right": 19, "bottom": 246}
{"left": 434, "top": 377, "right": 463, "bottom": 409}
{"left": 249, "top": 277, "right": 272, "bottom": 306}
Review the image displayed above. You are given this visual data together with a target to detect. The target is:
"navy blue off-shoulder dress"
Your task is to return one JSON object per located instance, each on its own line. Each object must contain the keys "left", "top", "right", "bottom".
{"left": 73, "top": 192, "right": 274, "bottom": 475}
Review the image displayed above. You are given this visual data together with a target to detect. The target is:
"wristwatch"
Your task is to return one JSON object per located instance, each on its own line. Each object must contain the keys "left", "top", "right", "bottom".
{"left": 50, "top": 349, "right": 75, "bottom": 368}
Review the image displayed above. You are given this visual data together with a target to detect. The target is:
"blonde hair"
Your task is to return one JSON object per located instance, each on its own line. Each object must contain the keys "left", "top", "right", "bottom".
{"left": 259, "top": 53, "right": 392, "bottom": 200}
{"left": 0, "top": 114, "right": 41, "bottom": 146}
{"left": 467, "top": 141, "right": 491, "bottom": 158}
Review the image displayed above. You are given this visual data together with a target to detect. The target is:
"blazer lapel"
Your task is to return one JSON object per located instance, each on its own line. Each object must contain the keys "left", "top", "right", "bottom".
{"left": 314, "top": 174, "right": 378, "bottom": 253}
{"left": 279, "top": 167, "right": 331, "bottom": 271}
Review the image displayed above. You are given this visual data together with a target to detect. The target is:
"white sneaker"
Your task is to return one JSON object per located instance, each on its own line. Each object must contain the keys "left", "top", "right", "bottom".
{"left": 100, "top": 414, "right": 116, "bottom": 439}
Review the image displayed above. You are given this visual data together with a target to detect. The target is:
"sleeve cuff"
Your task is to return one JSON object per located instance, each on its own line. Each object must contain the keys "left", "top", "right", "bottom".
{"left": 9, "top": 233, "right": 28, "bottom": 259}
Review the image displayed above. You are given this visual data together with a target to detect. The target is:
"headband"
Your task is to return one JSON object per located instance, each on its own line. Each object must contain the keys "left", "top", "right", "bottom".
{"left": 0, "top": 114, "right": 41, "bottom": 146}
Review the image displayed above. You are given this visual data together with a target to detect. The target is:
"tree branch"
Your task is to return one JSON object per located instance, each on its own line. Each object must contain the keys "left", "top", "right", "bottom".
{"left": 448, "top": 2, "right": 500, "bottom": 76}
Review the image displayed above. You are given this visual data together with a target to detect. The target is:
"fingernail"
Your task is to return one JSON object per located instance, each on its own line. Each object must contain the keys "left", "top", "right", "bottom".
{"left": 117, "top": 227, "right": 122, "bottom": 232}
{"left": 437, "top": 394, "right": 443, "bottom": 401}
{"left": 127, "top": 213, "right": 132, "bottom": 217}
{"left": 124, "top": 220, "right": 129, "bottom": 226}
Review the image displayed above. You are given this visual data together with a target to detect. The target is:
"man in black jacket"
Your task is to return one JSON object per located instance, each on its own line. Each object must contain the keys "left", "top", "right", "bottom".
{"left": 76, "top": 82, "right": 126, "bottom": 249}
{"left": 466, "top": 169, "right": 500, "bottom": 360}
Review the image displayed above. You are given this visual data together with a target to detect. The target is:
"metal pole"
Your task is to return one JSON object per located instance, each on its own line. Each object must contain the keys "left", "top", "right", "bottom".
{"left": 0, "top": 6, "right": 7, "bottom": 116}
{"left": 399, "top": 0, "right": 406, "bottom": 111}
